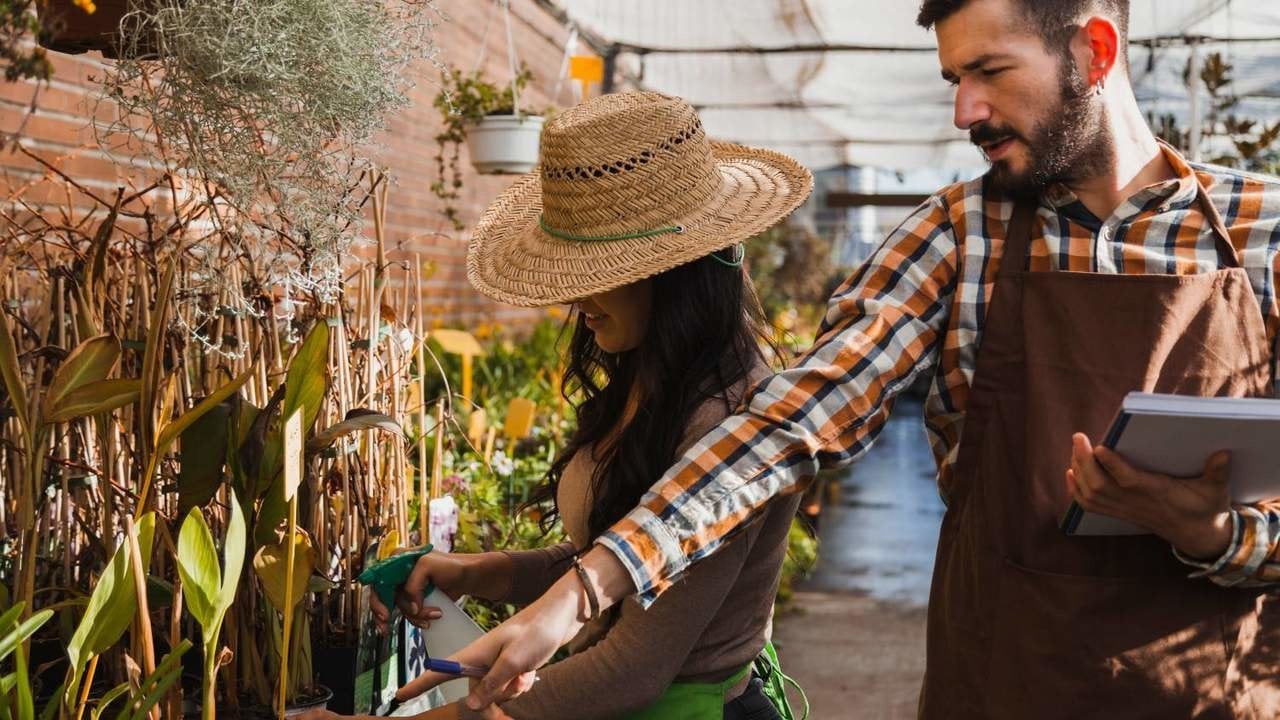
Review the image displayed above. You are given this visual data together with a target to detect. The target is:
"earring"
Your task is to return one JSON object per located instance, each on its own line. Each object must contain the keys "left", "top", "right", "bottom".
{"left": 1094, "top": 78, "right": 1105, "bottom": 96}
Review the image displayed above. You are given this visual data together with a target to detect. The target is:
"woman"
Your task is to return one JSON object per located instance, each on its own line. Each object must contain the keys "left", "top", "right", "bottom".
{"left": 321, "top": 90, "right": 812, "bottom": 719}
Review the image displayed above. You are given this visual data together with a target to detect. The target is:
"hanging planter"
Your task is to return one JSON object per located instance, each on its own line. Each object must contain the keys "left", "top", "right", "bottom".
{"left": 466, "top": 113, "right": 544, "bottom": 175}
{"left": 431, "top": 0, "right": 549, "bottom": 228}
{"left": 35, "top": 0, "right": 160, "bottom": 59}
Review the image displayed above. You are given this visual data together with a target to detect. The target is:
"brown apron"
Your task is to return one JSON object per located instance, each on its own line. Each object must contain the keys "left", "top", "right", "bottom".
{"left": 920, "top": 182, "right": 1280, "bottom": 719}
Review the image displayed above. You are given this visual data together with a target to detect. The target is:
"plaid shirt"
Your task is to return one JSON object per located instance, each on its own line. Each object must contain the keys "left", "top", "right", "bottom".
{"left": 599, "top": 145, "right": 1280, "bottom": 607}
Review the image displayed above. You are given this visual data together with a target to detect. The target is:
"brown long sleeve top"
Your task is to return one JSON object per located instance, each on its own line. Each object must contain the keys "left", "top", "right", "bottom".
{"left": 459, "top": 362, "right": 801, "bottom": 719}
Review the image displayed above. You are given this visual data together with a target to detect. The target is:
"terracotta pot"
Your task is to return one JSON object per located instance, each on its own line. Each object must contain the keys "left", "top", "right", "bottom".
{"left": 36, "top": 0, "right": 159, "bottom": 59}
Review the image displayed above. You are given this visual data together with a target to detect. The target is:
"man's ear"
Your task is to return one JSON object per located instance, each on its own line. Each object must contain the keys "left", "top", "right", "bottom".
{"left": 1083, "top": 16, "right": 1121, "bottom": 86}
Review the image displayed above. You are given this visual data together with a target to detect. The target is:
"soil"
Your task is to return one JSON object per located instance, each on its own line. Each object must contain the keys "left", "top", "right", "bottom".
{"left": 773, "top": 592, "right": 927, "bottom": 719}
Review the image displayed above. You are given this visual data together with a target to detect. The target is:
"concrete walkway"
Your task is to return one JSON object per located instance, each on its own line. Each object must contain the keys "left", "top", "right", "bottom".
{"left": 774, "top": 396, "right": 941, "bottom": 718}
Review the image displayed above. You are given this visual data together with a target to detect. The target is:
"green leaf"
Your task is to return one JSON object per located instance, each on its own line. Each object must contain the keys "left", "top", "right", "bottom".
{"left": 227, "top": 399, "right": 261, "bottom": 505}
{"left": 156, "top": 368, "right": 254, "bottom": 460}
{"left": 0, "top": 607, "right": 52, "bottom": 663}
{"left": 176, "top": 400, "right": 232, "bottom": 515}
{"left": 176, "top": 509, "right": 220, "bottom": 632}
{"left": 220, "top": 491, "right": 247, "bottom": 614}
{"left": 65, "top": 513, "right": 156, "bottom": 707}
{"left": 307, "top": 409, "right": 404, "bottom": 454}
{"left": 90, "top": 683, "right": 132, "bottom": 720}
{"left": 254, "top": 477, "right": 288, "bottom": 547}
{"left": 0, "top": 313, "right": 29, "bottom": 440}
{"left": 252, "top": 529, "right": 316, "bottom": 612}
{"left": 13, "top": 640, "right": 33, "bottom": 720}
{"left": 282, "top": 322, "right": 330, "bottom": 435}
{"left": 43, "top": 335, "right": 120, "bottom": 421}
{"left": 46, "top": 378, "right": 141, "bottom": 423}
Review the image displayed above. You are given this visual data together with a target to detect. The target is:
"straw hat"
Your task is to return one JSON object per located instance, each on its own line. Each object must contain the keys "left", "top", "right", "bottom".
{"left": 467, "top": 91, "right": 814, "bottom": 307}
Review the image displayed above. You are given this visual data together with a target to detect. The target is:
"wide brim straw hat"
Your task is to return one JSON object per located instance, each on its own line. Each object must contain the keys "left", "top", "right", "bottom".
{"left": 467, "top": 91, "right": 814, "bottom": 307}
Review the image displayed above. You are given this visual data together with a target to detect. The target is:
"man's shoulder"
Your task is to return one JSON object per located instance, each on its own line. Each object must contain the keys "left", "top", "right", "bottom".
{"left": 1191, "top": 161, "right": 1280, "bottom": 222}
{"left": 925, "top": 175, "right": 986, "bottom": 213}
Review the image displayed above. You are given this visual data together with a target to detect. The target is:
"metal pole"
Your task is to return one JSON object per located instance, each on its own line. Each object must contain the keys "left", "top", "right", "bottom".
{"left": 1188, "top": 40, "right": 1203, "bottom": 162}
{"left": 602, "top": 45, "right": 619, "bottom": 93}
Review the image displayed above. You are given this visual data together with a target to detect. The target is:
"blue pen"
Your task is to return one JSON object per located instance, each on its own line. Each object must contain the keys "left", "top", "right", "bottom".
{"left": 425, "top": 658, "right": 489, "bottom": 678}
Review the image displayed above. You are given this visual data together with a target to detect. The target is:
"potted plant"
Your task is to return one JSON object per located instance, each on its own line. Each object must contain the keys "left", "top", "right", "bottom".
{"left": 2, "top": 0, "right": 56, "bottom": 81}
{"left": 432, "top": 66, "right": 544, "bottom": 229}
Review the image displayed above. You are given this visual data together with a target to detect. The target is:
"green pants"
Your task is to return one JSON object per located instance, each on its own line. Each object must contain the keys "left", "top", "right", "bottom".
{"left": 622, "top": 642, "right": 802, "bottom": 720}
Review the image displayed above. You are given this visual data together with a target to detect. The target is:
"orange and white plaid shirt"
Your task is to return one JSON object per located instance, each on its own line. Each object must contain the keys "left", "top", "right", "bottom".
{"left": 599, "top": 145, "right": 1280, "bottom": 606}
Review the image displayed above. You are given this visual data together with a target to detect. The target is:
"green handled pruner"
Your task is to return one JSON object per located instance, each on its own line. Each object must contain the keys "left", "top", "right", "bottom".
{"left": 357, "top": 544, "right": 434, "bottom": 608}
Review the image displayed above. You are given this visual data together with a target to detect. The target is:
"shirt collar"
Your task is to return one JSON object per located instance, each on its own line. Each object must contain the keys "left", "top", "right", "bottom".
{"left": 1041, "top": 140, "right": 1205, "bottom": 215}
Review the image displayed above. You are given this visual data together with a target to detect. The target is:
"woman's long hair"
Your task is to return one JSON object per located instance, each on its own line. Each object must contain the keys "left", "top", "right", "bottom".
{"left": 529, "top": 247, "right": 777, "bottom": 542}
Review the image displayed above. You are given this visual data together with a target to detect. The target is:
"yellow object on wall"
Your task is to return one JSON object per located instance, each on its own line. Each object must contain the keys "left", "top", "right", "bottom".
{"left": 569, "top": 55, "right": 604, "bottom": 98}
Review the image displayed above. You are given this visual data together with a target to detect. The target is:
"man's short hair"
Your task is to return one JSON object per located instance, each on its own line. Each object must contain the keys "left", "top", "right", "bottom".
{"left": 917, "top": 0, "right": 1130, "bottom": 64}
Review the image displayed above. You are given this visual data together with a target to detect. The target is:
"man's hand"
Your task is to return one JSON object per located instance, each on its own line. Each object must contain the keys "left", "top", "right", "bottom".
{"left": 1066, "top": 433, "right": 1234, "bottom": 559}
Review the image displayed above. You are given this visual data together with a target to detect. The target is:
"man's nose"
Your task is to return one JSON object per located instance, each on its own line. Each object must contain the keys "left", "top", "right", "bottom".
{"left": 953, "top": 78, "right": 992, "bottom": 132}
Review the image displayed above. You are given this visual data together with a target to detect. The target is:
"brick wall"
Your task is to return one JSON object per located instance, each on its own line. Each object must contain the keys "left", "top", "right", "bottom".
{"left": 0, "top": 0, "right": 587, "bottom": 331}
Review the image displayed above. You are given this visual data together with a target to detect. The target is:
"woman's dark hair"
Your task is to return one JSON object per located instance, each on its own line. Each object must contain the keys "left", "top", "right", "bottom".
{"left": 528, "top": 247, "right": 776, "bottom": 542}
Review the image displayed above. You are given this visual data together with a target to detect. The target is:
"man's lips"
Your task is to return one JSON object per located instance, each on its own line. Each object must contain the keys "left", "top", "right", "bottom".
{"left": 980, "top": 136, "right": 1016, "bottom": 161}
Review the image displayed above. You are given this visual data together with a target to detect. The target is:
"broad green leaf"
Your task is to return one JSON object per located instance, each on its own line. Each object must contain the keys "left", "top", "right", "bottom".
{"left": 254, "top": 477, "right": 288, "bottom": 547}
{"left": 155, "top": 368, "right": 254, "bottom": 458}
{"left": 0, "top": 604, "right": 19, "bottom": 636}
{"left": 46, "top": 378, "right": 141, "bottom": 423}
{"left": 307, "top": 409, "right": 405, "bottom": 454}
{"left": 282, "top": 321, "right": 330, "bottom": 435}
{"left": 176, "top": 400, "right": 232, "bottom": 515}
{"left": 227, "top": 399, "right": 261, "bottom": 505}
{"left": 0, "top": 607, "right": 52, "bottom": 662}
{"left": 176, "top": 509, "right": 220, "bottom": 631}
{"left": 255, "top": 323, "right": 331, "bottom": 506}
{"left": 252, "top": 529, "right": 316, "bottom": 612}
{"left": 65, "top": 514, "right": 156, "bottom": 707}
{"left": 44, "top": 335, "right": 120, "bottom": 420}
{"left": 0, "top": 314, "right": 29, "bottom": 440}
{"left": 220, "top": 491, "right": 247, "bottom": 614}
{"left": 13, "top": 640, "right": 32, "bottom": 720}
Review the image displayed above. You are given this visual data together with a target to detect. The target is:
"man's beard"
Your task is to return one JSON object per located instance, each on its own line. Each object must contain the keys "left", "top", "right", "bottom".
{"left": 973, "top": 61, "right": 1113, "bottom": 202}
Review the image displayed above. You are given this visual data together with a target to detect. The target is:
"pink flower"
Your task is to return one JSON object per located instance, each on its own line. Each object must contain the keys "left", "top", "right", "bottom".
{"left": 443, "top": 474, "right": 469, "bottom": 494}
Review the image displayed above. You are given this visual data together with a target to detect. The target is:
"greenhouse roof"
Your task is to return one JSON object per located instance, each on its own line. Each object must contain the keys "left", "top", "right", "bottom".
{"left": 547, "top": 0, "right": 1280, "bottom": 171}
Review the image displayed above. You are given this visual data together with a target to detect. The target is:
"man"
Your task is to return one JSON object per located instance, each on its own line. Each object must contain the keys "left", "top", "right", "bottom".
{"left": 402, "top": 1, "right": 1280, "bottom": 717}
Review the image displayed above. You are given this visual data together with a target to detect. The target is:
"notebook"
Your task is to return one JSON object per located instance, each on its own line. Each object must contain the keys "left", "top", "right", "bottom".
{"left": 1060, "top": 392, "right": 1280, "bottom": 536}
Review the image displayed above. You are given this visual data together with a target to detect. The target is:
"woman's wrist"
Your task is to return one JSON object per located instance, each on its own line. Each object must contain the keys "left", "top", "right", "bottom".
{"left": 459, "top": 552, "right": 513, "bottom": 600}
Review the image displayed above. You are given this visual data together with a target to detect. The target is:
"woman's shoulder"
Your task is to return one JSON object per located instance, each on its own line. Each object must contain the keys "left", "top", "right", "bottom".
{"left": 678, "top": 354, "right": 773, "bottom": 454}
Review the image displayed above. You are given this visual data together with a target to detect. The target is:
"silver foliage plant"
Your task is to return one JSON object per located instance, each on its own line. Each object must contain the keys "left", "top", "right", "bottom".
{"left": 96, "top": 0, "right": 443, "bottom": 356}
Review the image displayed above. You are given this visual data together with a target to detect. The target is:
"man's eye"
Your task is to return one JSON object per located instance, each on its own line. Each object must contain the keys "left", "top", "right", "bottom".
{"left": 981, "top": 67, "right": 1009, "bottom": 78}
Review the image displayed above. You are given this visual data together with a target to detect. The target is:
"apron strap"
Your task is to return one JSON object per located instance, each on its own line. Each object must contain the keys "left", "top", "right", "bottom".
{"left": 1000, "top": 201, "right": 1038, "bottom": 277}
{"left": 1193, "top": 180, "right": 1241, "bottom": 269}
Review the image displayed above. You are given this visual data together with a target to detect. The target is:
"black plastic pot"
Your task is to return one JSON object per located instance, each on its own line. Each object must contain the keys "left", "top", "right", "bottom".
{"left": 285, "top": 685, "right": 333, "bottom": 717}
{"left": 314, "top": 644, "right": 359, "bottom": 714}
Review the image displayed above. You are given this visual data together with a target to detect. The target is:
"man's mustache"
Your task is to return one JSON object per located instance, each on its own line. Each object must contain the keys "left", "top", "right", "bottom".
{"left": 969, "top": 123, "right": 1022, "bottom": 147}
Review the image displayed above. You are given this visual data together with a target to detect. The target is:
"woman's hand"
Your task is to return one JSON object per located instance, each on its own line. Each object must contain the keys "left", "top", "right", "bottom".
{"left": 370, "top": 551, "right": 512, "bottom": 634}
{"left": 394, "top": 575, "right": 583, "bottom": 708}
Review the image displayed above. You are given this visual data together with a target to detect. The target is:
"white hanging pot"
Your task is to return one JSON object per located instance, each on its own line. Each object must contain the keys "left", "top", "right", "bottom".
{"left": 466, "top": 114, "right": 544, "bottom": 175}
